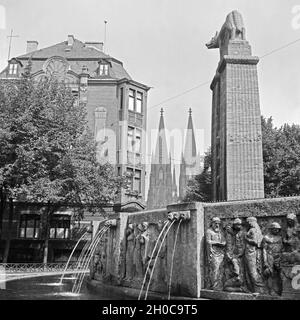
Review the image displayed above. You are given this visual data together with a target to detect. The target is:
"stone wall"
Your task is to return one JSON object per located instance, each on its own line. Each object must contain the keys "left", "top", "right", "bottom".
{"left": 89, "top": 197, "right": 300, "bottom": 299}
{"left": 90, "top": 203, "right": 204, "bottom": 298}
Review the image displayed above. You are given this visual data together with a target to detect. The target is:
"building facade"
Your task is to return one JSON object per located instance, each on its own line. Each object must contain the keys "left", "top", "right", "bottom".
{"left": 0, "top": 35, "right": 150, "bottom": 206}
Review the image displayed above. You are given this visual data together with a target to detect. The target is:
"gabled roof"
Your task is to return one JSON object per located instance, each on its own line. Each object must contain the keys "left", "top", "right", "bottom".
{"left": 17, "top": 38, "right": 111, "bottom": 60}
{"left": 1, "top": 37, "right": 133, "bottom": 81}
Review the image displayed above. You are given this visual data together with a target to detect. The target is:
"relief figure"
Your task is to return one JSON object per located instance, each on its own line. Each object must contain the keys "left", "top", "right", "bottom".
{"left": 206, "top": 217, "right": 226, "bottom": 291}
{"left": 244, "top": 217, "right": 264, "bottom": 294}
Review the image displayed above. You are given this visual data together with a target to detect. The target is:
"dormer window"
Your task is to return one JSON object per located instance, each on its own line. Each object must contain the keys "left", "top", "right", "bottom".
{"left": 99, "top": 63, "right": 109, "bottom": 76}
{"left": 9, "top": 63, "right": 18, "bottom": 75}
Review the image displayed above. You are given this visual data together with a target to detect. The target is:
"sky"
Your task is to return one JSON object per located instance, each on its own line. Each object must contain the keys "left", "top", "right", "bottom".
{"left": 0, "top": 0, "right": 300, "bottom": 162}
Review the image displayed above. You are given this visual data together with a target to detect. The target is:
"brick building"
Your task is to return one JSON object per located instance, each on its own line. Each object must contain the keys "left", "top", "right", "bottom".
{"left": 0, "top": 35, "right": 150, "bottom": 206}
{"left": 0, "top": 199, "right": 118, "bottom": 263}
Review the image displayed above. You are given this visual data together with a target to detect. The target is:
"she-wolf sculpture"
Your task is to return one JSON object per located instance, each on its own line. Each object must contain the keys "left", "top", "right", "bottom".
{"left": 206, "top": 10, "right": 246, "bottom": 49}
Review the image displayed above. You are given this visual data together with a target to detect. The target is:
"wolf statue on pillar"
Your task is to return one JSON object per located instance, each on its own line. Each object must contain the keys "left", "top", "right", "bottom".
{"left": 206, "top": 10, "right": 265, "bottom": 202}
{"left": 206, "top": 10, "right": 246, "bottom": 55}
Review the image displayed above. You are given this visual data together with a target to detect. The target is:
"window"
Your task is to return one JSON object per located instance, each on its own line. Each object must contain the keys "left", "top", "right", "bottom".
{"left": 99, "top": 64, "right": 109, "bottom": 76}
{"left": 128, "top": 89, "right": 135, "bottom": 111}
{"left": 127, "top": 127, "right": 142, "bottom": 154}
{"left": 134, "top": 170, "right": 142, "bottom": 193}
{"left": 126, "top": 168, "right": 142, "bottom": 194}
{"left": 9, "top": 63, "right": 18, "bottom": 75}
{"left": 128, "top": 89, "right": 143, "bottom": 113}
{"left": 127, "top": 127, "right": 134, "bottom": 152}
{"left": 135, "top": 129, "right": 141, "bottom": 153}
{"left": 49, "top": 216, "right": 70, "bottom": 239}
{"left": 72, "top": 89, "right": 79, "bottom": 98}
{"left": 120, "top": 87, "right": 124, "bottom": 109}
{"left": 19, "top": 215, "right": 40, "bottom": 239}
{"left": 136, "top": 92, "right": 143, "bottom": 113}
{"left": 126, "top": 168, "right": 134, "bottom": 191}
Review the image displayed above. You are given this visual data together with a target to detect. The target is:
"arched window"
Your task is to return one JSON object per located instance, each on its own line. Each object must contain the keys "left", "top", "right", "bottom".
{"left": 43, "top": 56, "right": 69, "bottom": 80}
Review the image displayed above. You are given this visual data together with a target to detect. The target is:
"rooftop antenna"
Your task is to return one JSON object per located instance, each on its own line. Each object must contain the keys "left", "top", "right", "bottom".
{"left": 7, "top": 29, "right": 19, "bottom": 61}
{"left": 103, "top": 20, "right": 107, "bottom": 53}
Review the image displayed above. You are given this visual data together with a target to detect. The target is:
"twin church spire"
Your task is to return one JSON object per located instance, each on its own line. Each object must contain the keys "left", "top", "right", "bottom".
{"left": 147, "top": 108, "right": 201, "bottom": 210}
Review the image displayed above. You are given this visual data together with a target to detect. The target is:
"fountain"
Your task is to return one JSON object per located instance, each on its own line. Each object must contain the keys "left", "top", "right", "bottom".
{"left": 72, "top": 219, "right": 117, "bottom": 294}
{"left": 59, "top": 229, "right": 91, "bottom": 285}
{"left": 138, "top": 219, "right": 169, "bottom": 300}
{"left": 87, "top": 205, "right": 197, "bottom": 299}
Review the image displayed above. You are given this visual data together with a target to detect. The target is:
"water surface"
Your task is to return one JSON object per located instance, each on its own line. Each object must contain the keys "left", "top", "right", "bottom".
{"left": 0, "top": 275, "right": 128, "bottom": 300}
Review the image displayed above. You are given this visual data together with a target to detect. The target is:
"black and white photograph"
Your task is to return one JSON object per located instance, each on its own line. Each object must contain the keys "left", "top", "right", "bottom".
{"left": 0, "top": 0, "right": 300, "bottom": 308}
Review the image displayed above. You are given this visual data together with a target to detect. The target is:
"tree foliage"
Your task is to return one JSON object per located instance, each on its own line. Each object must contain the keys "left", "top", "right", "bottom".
{"left": 184, "top": 148, "right": 212, "bottom": 202}
{"left": 0, "top": 67, "right": 124, "bottom": 205}
{"left": 262, "top": 116, "right": 300, "bottom": 197}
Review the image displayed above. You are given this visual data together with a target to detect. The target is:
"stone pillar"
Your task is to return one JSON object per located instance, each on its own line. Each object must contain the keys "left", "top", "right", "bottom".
{"left": 210, "top": 39, "right": 264, "bottom": 201}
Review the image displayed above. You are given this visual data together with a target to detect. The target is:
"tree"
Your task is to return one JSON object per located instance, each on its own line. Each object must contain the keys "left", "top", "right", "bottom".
{"left": 184, "top": 148, "right": 212, "bottom": 202}
{"left": 262, "top": 116, "right": 300, "bottom": 197}
{"left": 0, "top": 68, "right": 124, "bottom": 208}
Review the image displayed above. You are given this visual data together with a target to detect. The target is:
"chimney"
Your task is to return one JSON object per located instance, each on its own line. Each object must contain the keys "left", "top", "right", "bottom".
{"left": 67, "top": 35, "right": 74, "bottom": 46}
{"left": 26, "top": 41, "right": 38, "bottom": 53}
{"left": 85, "top": 42, "right": 103, "bottom": 52}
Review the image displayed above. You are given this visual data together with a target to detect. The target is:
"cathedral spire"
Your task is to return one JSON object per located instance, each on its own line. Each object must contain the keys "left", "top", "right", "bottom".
{"left": 147, "top": 109, "right": 173, "bottom": 209}
{"left": 153, "top": 107, "right": 169, "bottom": 165}
{"left": 184, "top": 108, "right": 197, "bottom": 160}
{"left": 179, "top": 108, "right": 201, "bottom": 201}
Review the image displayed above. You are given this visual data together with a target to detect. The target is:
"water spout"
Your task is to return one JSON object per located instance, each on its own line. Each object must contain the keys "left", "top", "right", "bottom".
{"left": 138, "top": 220, "right": 169, "bottom": 300}
{"left": 168, "top": 219, "right": 182, "bottom": 299}
{"left": 73, "top": 227, "right": 109, "bottom": 294}
{"left": 71, "top": 225, "right": 109, "bottom": 294}
{"left": 144, "top": 220, "right": 176, "bottom": 300}
{"left": 59, "top": 231, "right": 89, "bottom": 284}
{"left": 71, "top": 219, "right": 117, "bottom": 294}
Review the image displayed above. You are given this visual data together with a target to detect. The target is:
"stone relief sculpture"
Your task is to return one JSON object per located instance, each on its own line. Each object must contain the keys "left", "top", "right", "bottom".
{"left": 283, "top": 213, "right": 299, "bottom": 253}
{"left": 243, "top": 217, "right": 264, "bottom": 294}
{"left": 206, "top": 10, "right": 246, "bottom": 50}
{"left": 151, "top": 220, "right": 168, "bottom": 288}
{"left": 123, "top": 219, "right": 169, "bottom": 291}
{"left": 262, "top": 222, "right": 283, "bottom": 296}
{"left": 205, "top": 217, "right": 226, "bottom": 290}
{"left": 90, "top": 254, "right": 99, "bottom": 280}
{"left": 92, "top": 237, "right": 107, "bottom": 281}
{"left": 124, "top": 223, "right": 135, "bottom": 280}
{"left": 224, "top": 218, "right": 246, "bottom": 292}
{"left": 205, "top": 214, "right": 300, "bottom": 297}
{"left": 282, "top": 214, "right": 300, "bottom": 265}
{"left": 133, "top": 222, "right": 150, "bottom": 278}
